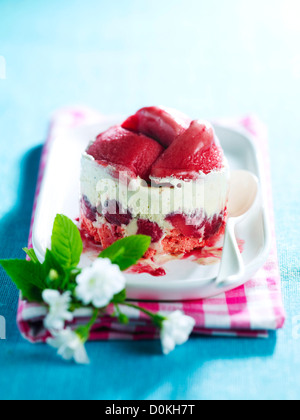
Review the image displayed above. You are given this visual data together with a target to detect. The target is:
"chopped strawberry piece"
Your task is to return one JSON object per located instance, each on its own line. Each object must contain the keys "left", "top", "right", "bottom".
{"left": 87, "top": 126, "right": 164, "bottom": 181}
{"left": 137, "top": 219, "right": 163, "bottom": 243}
{"left": 203, "top": 213, "right": 224, "bottom": 240}
{"left": 166, "top": 211, "right": 225, "bottom": 241}
{"left": 166, "top": 213, "right": 205, "bottom": 239}
{"left": 81, "top": 196, "right": 97, "bottom": 222}
{"left": 102, "top": 200, "right": 132, "bottom": 226}
{"left": 150, "top": 120, "right": 224, "bottom": 179}
{"left": 122, "top": 106, "right": 191, "bottom": 147}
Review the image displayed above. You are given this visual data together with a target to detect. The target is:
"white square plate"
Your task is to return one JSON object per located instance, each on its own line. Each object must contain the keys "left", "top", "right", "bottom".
{"left": 32, "top": 118, "right": 271, "bottom": 301}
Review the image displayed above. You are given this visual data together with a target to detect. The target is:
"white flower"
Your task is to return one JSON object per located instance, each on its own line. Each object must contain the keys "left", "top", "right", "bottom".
{"left": 75, "top": 258, "right": 126, "bottom": 308}
{"left": 160, "top": 310, "right": 196, "bottom": 355}
{"left": 47, "top": 328, "right": 89, "bottom": 365}
{"left": 42, "top": 290, "right": 73, "bottom": 331}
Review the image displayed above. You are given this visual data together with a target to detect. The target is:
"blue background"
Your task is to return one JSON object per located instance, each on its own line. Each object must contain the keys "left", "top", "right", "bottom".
{"left": 0, "top": 0, "right": 299, "bottom": 400}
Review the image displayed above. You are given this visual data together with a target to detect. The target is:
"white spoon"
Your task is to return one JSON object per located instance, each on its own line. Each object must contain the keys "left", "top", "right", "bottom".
{"left": 216, "top": 170, "right": 259, "bottom": 288}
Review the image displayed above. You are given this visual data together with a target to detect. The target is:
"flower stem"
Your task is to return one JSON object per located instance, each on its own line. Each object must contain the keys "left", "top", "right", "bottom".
{"left": 61, "top": 267, "right": 82, "bottom": 291}
{"left": 77, "top": 308, "right": 100, "bottom": 342}
{"left": 87, "top": 308, "right": 100, "bottom": 330}
{"left": 123, "top": 302, "right": 166, "bottom": 328}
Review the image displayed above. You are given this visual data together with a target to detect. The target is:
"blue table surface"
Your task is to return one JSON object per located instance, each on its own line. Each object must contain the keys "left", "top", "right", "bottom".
{"left": 0, "top": 0, "right": 299, "bottom": 400}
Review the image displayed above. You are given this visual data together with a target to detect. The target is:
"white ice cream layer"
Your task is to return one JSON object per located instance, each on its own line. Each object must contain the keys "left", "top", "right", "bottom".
{"left": 80, "top": 153, "right": 230, "bottom": 227}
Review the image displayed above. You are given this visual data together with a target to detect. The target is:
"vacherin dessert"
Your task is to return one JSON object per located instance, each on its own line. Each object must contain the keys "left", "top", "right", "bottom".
{"left": 80, "top": 106, "right": 230, "bottom": 276}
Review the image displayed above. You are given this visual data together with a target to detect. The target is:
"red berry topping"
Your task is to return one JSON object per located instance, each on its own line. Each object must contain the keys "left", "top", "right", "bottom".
{"left": 122, "top": 106, "right": 191, "bottom": 148}
{"left": 87, "top": 126, "right": 164, "bottom": 181}
{"left": 150, "top": 120, "right": 224, "bottom": 179}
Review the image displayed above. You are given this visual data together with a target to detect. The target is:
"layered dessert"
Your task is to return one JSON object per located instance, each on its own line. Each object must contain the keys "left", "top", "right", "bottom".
{"left": 80, "top": 107, "right": 230, "bottom": 276}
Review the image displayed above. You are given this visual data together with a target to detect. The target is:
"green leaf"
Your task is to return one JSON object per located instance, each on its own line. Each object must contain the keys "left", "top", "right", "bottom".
{"left": 99, "top": 235, "right": 151, "bottom": 271}
{"left": 111, "top": 289, "right": 127, "bottom": 304}
{"left": 0, "top": 259, "right": 46, "bottom": 302}
{"left": 51, "top": 214, "right": 83, "bottom": 269}
{"left": 23, "top": 248, "right": 39, "bottom": 263}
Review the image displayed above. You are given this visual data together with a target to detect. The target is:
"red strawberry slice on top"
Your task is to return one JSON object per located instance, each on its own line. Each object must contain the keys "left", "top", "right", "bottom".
{"left": 87, "top": 126, "right": 164, "bottom": 181}
{"left": 150, "top": 120, "right": 224, "bottom": 180}
{"left": 122, "top": 106, "right": 191, "bottom": 148}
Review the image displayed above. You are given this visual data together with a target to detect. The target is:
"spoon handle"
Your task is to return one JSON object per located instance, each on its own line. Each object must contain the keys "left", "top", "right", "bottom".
{"left": 216, "top": 218, "right": 245, "bottom": 288}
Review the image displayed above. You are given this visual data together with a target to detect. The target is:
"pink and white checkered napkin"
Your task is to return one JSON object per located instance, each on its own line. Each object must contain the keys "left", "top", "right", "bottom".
{"left": 17, "top": 108, "right": 285, "bottom": 343}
